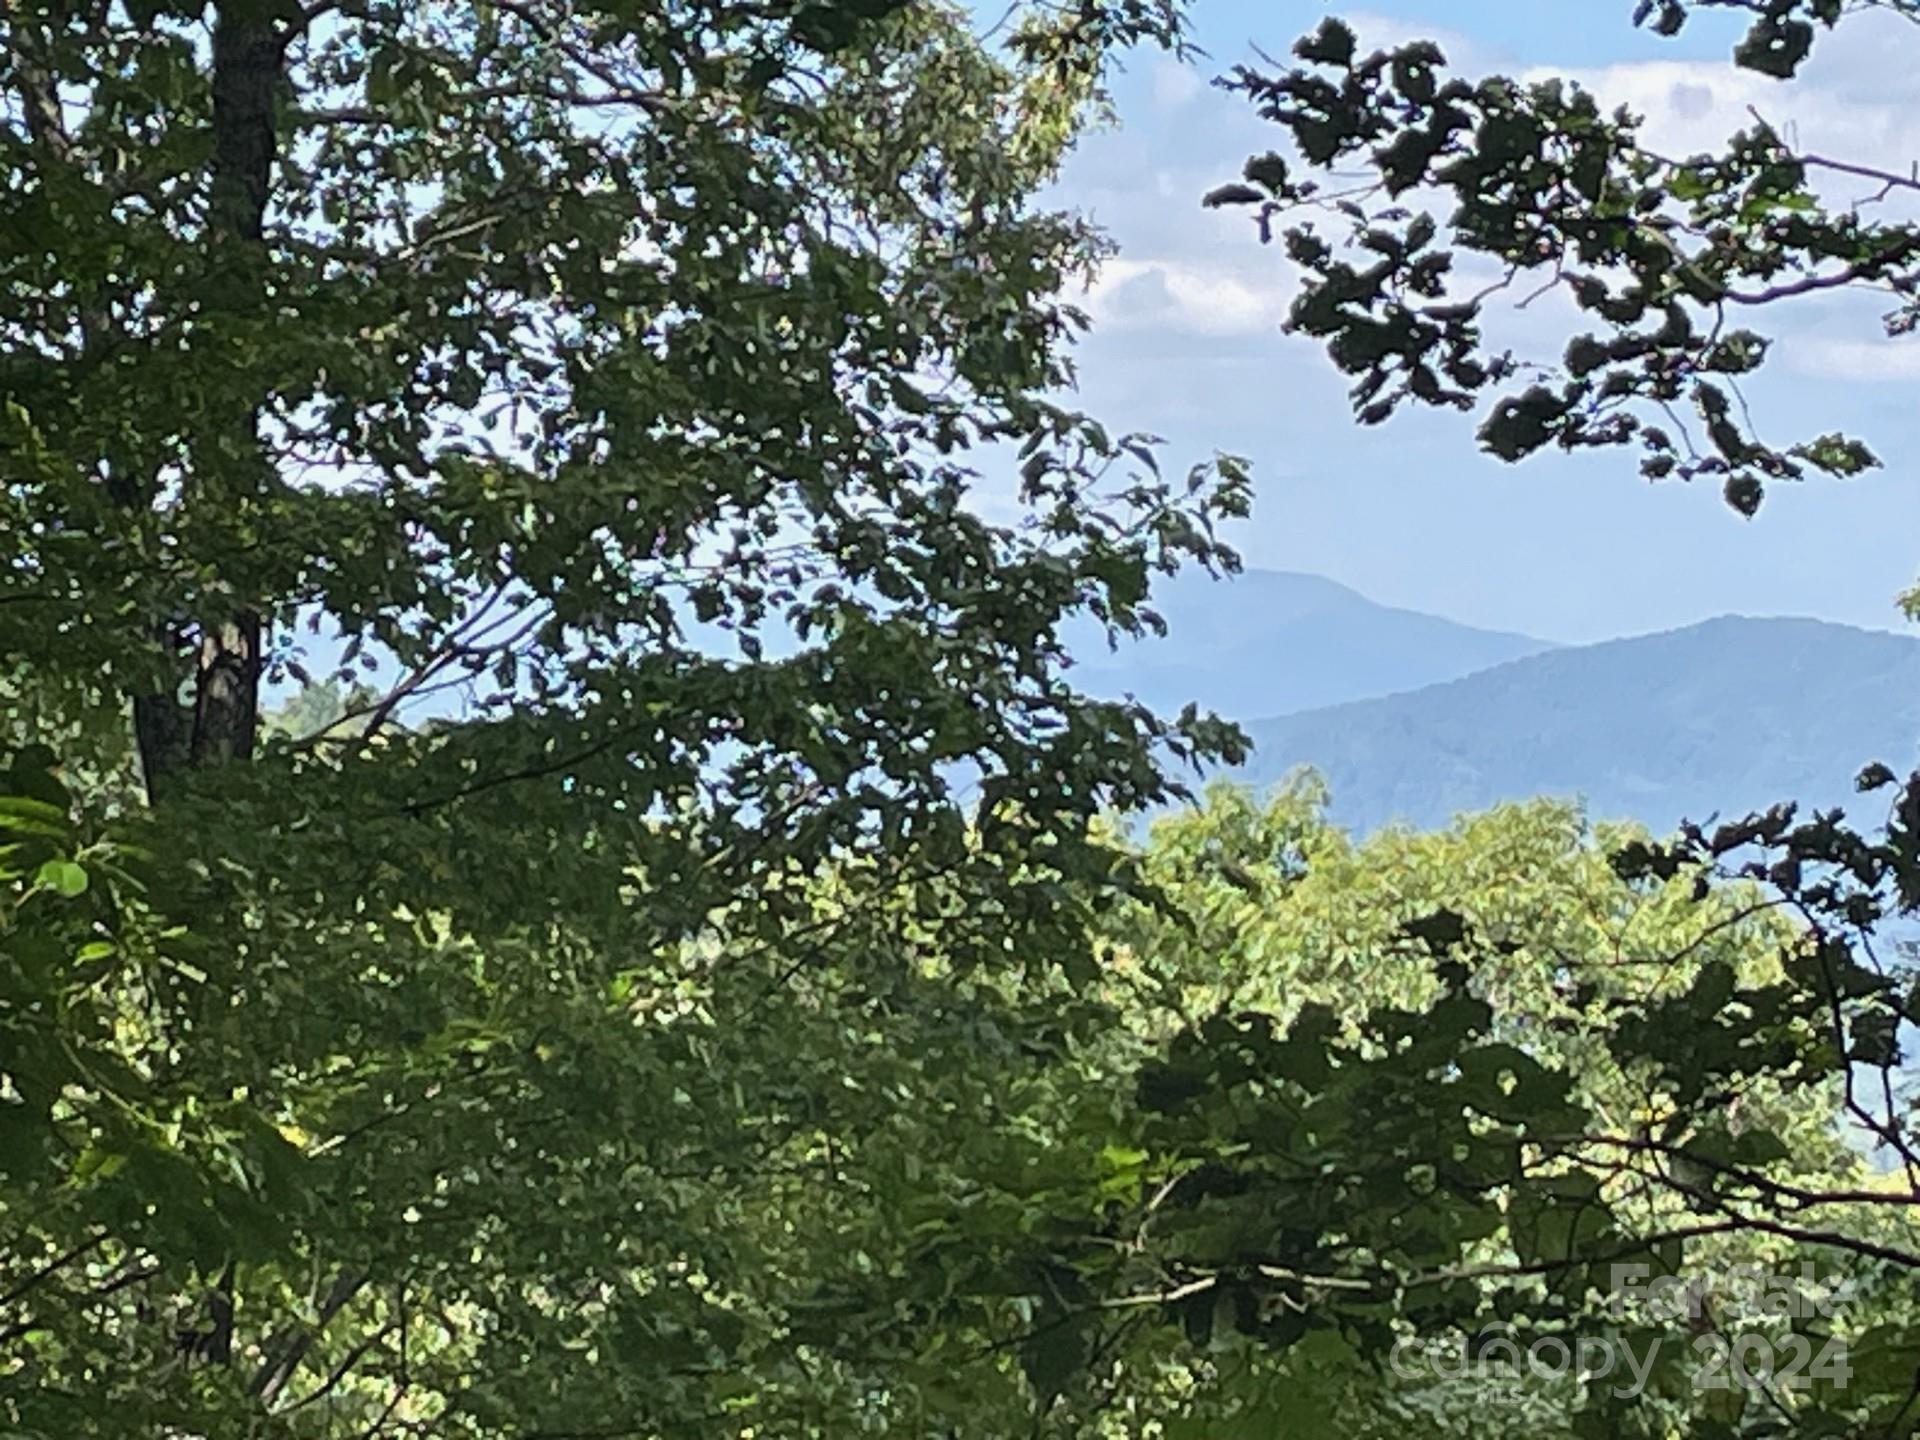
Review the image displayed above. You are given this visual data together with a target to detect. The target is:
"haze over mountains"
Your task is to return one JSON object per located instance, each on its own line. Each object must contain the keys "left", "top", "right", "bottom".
{"left": 1078, "top": 570, "right": 1920, "bottom": 836}
{"left": 1065, "top": 568, "right": 1556, "bottom": 720}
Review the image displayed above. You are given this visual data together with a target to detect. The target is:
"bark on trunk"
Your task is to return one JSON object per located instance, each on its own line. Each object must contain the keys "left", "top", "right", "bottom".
{"left": 132, "top": 0, "right": 288, "bottom": 797}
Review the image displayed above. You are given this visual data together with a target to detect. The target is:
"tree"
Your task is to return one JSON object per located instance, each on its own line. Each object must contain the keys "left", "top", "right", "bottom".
{"left": 998, "top": 782, "right": 1920, "bottom": 1438}
{"left": 0, "top": 2, "right": 1252, "bottom": 1434}
{"left": 1203, "top": 2, "right": 1912, "bottom": 518}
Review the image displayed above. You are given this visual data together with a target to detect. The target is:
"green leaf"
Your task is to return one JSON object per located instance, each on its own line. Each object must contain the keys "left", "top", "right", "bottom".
{"left": 1203, "top": 183, "right": 1265, "bottom": 208}
{"left": 33, "top": 859, "right": 88, "bottom": 897}
{"left": 1294, "top": 18, "right": 1357, "bottom": 68}
{"left": 0, "top": 795, "right": 70, "bottom": 838}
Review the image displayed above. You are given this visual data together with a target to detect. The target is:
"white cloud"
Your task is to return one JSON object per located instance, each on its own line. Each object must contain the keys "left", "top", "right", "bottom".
{"left": 1081, "top": 256, "right": 1289, "bottom": 337}
{"left": 1071, "top": 7, "right": 1920, "bottom": 374}
{"left": 1530, "top": 11, "right": 1920, "bottom": 218}
{"left": 1332, "top": 10, "right": 1484, "bottom": 69}
{"left": 1790, "top": 336, "right": 1920, "bottom": 381}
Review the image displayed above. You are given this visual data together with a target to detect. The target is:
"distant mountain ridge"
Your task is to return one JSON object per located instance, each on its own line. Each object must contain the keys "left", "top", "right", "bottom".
{"left": 1067, "top": 568, "right": 1556, "bottom": 721}
{"left": 1229, "top": 614, "right": 1920, "bottom": 835}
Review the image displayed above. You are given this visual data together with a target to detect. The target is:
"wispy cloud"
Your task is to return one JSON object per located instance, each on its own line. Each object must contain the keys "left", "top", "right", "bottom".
{"left": 1082, "top": 257, "right": 1289, "bottom": 336}
{"left": 1790, "top": 336, "right": 1920, "bottom": 381}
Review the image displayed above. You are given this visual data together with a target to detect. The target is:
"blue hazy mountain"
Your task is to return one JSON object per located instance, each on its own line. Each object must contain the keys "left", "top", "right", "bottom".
{"left": 1067, "top": 568, "right": 1556, "bottom": 721}
{"left": 1228, "top": 615, "right": 1920, "bottom": 835}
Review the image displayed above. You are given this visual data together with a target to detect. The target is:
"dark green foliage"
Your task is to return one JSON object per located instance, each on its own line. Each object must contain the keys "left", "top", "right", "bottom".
{"left": 0, "top": 1, "right": 1250, "bottom": 1434}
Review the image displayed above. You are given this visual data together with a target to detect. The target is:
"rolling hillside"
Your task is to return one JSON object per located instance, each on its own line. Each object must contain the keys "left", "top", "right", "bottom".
{"left": 1229, "top": 615, "right": 1920, "bottom": 835}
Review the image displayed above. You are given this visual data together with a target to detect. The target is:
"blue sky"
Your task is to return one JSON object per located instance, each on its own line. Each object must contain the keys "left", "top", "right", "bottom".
{"left": 1046, "top": 1, "right": 1920, "bottom": 643}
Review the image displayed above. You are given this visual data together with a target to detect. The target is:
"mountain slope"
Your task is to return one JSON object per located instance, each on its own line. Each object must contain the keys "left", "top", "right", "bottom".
{"left": 1230, "top": 616, "right": 1920, "bottom": 835}
{"left": 1067, "top": 568, "right": 1556, "bottom": 720}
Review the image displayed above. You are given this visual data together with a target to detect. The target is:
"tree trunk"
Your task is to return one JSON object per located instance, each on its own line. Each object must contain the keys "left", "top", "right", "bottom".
{"left": 133, "top": 0, "right": 286, "bottom": 798}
